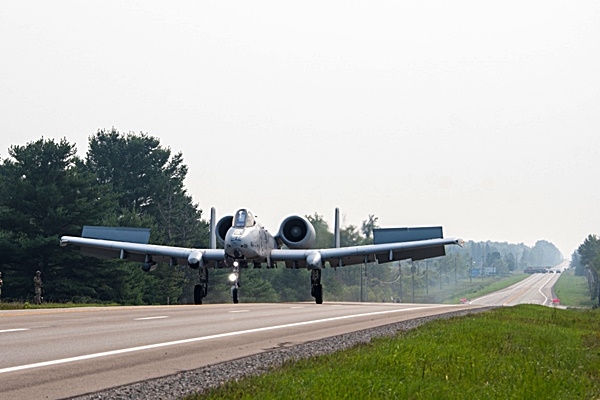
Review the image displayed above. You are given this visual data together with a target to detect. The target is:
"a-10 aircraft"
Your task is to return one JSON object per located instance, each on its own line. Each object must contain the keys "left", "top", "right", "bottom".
{"left": 60, "top": 208, "right": 462, "bottom": 304}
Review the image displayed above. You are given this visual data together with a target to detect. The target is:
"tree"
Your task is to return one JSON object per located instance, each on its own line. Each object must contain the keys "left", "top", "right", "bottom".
{"left": 306, "top": 213, "right": 333, "bottom": 249}
{"left": 361, "top": 214, "right": 379, "bottom": 243}
{"left": 0, "top": 138, "right": 115, "bottom": 300}
{"left": 86, "top": 129, "right": 209, "bottom": 303}
{"left": 571, "top": 250, "right": 585, "bottom": 276}
{"left": 86, "top": 129, "right": 208, "bottom": 245}
{"left": 86, "top": 129, "right": 174, "bottom": 213}
{"left": 577, "top": 235, "right": 600, "bottom": 305}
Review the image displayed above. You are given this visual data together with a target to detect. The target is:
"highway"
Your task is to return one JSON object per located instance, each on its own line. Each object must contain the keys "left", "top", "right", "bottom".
{"left": 0, "top": 302, "right": 484, "bottom": 399}
{"left": 470, "top": 269, "right": 564, "bottom": 307}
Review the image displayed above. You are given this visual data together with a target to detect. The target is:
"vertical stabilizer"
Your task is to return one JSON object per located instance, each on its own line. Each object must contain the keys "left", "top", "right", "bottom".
{"left": 334, "top": 207, "right": 340, "bottom": 248}
{"left": 209, "top": 207, "right": 216, "bottom": 249}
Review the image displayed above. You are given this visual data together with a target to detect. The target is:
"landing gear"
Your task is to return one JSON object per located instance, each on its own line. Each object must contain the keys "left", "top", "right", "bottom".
{"left": 194, "top": 266, "right": 209, "bottom": 305}
{"left": 229, "top": 261, "right": 241, "bottom": 304}
{"left": 231, "top": 285, "right": 239, "bottom": 304}
{"left": 311, "top": 269, "right": 323, "bottom": 304}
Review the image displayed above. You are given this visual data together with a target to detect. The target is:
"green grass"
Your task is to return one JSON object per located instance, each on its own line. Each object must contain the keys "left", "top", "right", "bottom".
{"left": 190, "top": 305, "right": 600, "bottom": 400}
{"left": 442, "top": 273, "right": 529, "bottom": 304}
{"left": 0, "top": 301, "right": 119, "bottom": 310}
{"left": 554, "top": 270, "right": 597, "bottom": 308}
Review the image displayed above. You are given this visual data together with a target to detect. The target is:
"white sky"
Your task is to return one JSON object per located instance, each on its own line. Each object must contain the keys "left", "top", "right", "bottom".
{"left": 1, "top": 1, "right": 599, "bottom": 258}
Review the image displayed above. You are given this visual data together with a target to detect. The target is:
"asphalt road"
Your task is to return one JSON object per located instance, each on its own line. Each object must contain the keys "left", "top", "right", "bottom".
{"left": 469, "top": 271, "right": 562, "bottom": 306}
{"left": 0, "top": 302, "right": 484, "bottom": 399}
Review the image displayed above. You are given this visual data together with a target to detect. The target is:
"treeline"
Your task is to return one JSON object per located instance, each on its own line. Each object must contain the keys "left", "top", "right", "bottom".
{"left": 0, "top": 130, "right": 208, "bottom": 304}
{"left": 0, "top": 131, "right": 563, "bottom": 304}
{"left": 571, "top": 235, "right": 600, "bottom": 306}
{"left": 467, "top": 239, "right": 562, "bottom": 273}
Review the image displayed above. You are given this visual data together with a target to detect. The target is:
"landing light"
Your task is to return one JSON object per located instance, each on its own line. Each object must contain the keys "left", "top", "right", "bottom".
{"left": 228, "top": 273, "right": 238, "bottom": 282}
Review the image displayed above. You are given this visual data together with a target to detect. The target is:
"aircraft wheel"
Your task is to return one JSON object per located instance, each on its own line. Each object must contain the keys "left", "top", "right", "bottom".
{"left": 232, "top": 287, "right": 239, "bottom": 304}
{"left": 193, "top": 284, "right": 204, "bottom": 305}
{"left": 314, "top": 284, "right": 323, "bottom": 304}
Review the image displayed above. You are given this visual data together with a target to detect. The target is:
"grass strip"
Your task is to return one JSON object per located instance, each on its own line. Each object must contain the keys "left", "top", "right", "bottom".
{"left": 554, "top": 270, "right": 596, "bottom": 308}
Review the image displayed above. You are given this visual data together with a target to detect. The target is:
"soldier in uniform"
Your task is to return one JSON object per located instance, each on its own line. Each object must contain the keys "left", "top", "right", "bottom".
{"left": 33, "top": 270, "right": 43, "bottom": 304}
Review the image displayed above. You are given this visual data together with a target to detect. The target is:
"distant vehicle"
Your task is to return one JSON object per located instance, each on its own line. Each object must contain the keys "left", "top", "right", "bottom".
{"left": 524, "top": 266, "right": 550, "bottom": 274}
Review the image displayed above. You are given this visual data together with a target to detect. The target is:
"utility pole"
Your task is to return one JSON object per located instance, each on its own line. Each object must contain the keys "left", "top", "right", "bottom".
{"left": 469, "top": 257, "right": 473, "bottom": 283}
{"left": 359, "top": 263, "right": 363, "bottom": 302}
{"left": 411, "top": 260, "right": 416, "bottom": 303}
{"left": 439, "top": 261, "right": 443, "bottom": 290}
{"left": 426, "top": 260, "right": 429, "bottom": 296}
{"left": 398, "top": 262, "right": 403, "bottom": 302}
{"left": 364, "top": 262, "right": 368, "bottom": 302}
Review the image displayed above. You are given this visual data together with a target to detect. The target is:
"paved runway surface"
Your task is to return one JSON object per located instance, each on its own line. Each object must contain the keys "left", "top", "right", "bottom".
{"left": 0, "top": 302, "right": 483, "bottom": 399}
{"left": 470, "top": 261, "right": 567, "bottom": 307}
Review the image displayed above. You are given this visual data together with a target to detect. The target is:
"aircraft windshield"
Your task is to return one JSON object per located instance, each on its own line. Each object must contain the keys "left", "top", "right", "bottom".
{"left": 234, "top": 209, "right": 255, "bottom": 228}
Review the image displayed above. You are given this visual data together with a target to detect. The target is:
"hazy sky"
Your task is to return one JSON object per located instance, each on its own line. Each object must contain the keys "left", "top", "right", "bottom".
{"left": 1, "top": 1, "right": 599, "bottom": 258}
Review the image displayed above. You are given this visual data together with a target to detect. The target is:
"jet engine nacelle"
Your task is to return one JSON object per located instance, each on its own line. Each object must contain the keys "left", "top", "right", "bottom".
{"left": 215, "top": 215, "right": 234, "bottom": 244}
{"left": 277, "top": 215, "right": 316, "bottom": 249}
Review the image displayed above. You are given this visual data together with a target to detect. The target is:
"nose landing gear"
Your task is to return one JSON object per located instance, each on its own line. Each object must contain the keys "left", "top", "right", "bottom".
{"left": 229, "top": 261, "right": 241, "bottom": 304}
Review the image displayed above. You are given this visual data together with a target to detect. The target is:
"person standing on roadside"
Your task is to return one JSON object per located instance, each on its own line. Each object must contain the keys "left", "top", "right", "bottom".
{"left": 34, "top": 270, "right": 43, "bottom": 304}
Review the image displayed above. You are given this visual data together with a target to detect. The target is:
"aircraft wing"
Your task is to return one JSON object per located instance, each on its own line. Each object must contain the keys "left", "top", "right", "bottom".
{"left": 270, "top": 237, "right": 462, "bottom": 268}
{"left": 59, "top": 236, "right": 225, "bottom": 267}
{"left": 60, "top": 235, "right": 461, "bottom": 269}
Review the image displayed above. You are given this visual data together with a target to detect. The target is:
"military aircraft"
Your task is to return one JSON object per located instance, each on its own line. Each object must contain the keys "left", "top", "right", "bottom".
{"left": 60, "top": 208, "right": 462, "bottom": 304}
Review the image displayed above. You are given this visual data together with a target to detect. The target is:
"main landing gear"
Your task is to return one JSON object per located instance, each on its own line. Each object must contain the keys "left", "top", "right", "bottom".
{"left": 193, "top": 263, "right": 324, "bottom": 305}
{"left": 194, "top": 266, "right": 209, "bottom": 305}
{"left": 311, "top": 269, "right": 323, "bottom": 304}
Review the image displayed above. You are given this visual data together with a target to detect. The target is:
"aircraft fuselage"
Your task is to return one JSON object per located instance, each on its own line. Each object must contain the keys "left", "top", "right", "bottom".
{"left": 224, "top": 225, "right": 277, "bottom": 263}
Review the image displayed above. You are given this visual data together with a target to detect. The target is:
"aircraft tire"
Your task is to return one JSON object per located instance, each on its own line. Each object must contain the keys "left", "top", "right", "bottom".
{"left": 193, "top": 284, "right": 204, "bottom": 305}
{"left": 314, "top": 284, "right": 323, "bottom": 304}
{"left": 232, "top": 287, "right": 239, "bottom": 304}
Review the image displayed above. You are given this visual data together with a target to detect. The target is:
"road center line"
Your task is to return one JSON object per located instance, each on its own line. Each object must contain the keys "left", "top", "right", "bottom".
{"left": 0, "top": 305, "right": 448, "bottom": 374}
{"left": 135, "top": 316, "right": 169, "bottom": 320}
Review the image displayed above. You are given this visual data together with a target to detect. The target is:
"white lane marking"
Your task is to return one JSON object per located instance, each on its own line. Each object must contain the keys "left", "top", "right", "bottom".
{"left": 0, "top": 305, "right": 453, "bottom": 374}
{"left": 0, "top": 328, "right": 29, "bottom": 334}
{"left": 538, "top": 274, "right": 557, "bottom": 306}
{"left": 289, "top": 306, "right": 304, "bottom": 309}
{"left": 229, "top": 310, "right": 250, "bottom": 313}
{"left": 134, "top": 316, "right": 169, "bottom": 321}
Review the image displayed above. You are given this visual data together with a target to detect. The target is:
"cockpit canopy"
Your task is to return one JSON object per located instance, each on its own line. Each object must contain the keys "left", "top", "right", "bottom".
{"left": 233, "top": 209, "right": 255, "bottom": 228}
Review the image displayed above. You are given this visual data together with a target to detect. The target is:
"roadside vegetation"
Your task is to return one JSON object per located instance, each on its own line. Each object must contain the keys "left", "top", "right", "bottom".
{"left": 554, "top": 269, "right": 596, "bottom": 308}
{"left": 0, "top": 301, "right": 119, "bottom": 310}
{"left": 189, "top": 305, "right": 600, "bottom": 400}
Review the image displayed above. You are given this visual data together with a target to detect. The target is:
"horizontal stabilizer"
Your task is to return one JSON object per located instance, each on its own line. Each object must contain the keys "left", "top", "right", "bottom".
{"left": 82, "top": 226, "right": 150, "bottom": 244}
{"left": 372, "top": 226, "right": 446, "bottom": 261}
{"left": 373, "top": 226, "right": 443, "bottom": 244}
